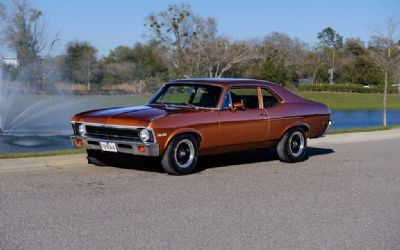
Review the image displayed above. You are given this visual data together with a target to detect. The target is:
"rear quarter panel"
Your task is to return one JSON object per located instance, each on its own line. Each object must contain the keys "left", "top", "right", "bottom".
{"left": 266, "top": 101, "right": 330, "bottom": 141}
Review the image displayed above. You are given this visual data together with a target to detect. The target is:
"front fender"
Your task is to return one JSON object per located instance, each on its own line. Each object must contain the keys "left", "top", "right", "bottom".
{"left": 161, "top": 128, "right": 203, "bottom": 154}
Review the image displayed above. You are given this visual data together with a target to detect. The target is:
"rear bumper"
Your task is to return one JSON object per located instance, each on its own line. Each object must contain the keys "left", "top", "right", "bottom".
{"left": 70, "top": 135, "right": 160, "bottom": 156}
{"left": 320, "top": 120, "right": 332, "bottom": 137}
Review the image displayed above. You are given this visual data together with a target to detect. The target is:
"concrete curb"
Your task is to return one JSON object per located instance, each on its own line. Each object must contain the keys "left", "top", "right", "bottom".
{"left": 0, "top": 154, "right": 87, "bottom": 173}
{"left": 310, "top": 128, "right": 400, "bottom": 146}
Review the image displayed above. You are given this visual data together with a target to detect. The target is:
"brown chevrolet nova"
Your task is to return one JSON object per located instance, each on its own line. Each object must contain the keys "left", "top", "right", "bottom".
{"left": 71, "top": 78, "right": 331, "bottom": 175}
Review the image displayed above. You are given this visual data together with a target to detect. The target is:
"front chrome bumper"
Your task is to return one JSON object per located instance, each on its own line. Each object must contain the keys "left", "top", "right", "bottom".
{"left": 70, "top": 135, "right": 160, "bottom": 156}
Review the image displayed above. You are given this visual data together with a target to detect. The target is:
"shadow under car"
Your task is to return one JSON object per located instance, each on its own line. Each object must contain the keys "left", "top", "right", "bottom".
{"left": 91, "top": 146, "right": 335, "bottom": 174}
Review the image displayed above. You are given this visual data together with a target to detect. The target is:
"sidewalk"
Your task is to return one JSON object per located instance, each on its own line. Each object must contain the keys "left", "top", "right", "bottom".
{"left": 310, "top": 128, "right": 400, "bottom": 146}
{"left": 0, "top": 154, "right": 87, "bottom": 173}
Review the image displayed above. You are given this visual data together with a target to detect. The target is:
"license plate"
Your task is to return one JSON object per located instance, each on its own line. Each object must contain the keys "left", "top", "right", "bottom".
{"left": 100, "top": 142, "right": 118, "bottom": 152}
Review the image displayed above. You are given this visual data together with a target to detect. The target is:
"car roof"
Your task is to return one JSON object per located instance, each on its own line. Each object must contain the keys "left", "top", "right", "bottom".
{"left": 168, "top": 78, "right": 277, "bottom": 86}
{"left": 167, "top": 78, "right": 307, "bottom": 103}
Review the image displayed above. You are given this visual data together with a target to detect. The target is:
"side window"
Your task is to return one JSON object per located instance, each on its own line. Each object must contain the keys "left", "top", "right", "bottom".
{"left": 230, "top": 87, "right": 259, "bottom": 109}
{"left": 261, "top": 88, "right": 279, "bottom": 108}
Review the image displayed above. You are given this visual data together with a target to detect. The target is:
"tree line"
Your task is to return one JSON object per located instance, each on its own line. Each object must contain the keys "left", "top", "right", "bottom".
{"left": 1, "top": 1, "right": 399, "bottom": 94}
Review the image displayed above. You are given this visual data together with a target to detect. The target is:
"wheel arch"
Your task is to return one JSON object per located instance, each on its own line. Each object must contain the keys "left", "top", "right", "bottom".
{"left": 162, "top": 128, "right": 203, "bottom": 154}
{"left": 280, "top": 122, "right": 310, "bottom": 139}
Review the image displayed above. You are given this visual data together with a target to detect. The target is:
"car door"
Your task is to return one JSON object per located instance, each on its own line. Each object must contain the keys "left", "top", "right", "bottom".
{"left": 218, "top": 86, "right": 269, "bottom": 146}
{"left": 260, "top": 87, "right": 282, "bottom": 140}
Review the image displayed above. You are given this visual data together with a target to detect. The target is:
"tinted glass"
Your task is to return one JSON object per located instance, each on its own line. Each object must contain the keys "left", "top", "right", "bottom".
{"left": 230, "top": 88, "right": 259, "bottom": 109}
{"left": 151, "top": 84, "right": 222, "bottom": 108}
{"left": 261, "top": 88, "right": 279, "bottom": 108}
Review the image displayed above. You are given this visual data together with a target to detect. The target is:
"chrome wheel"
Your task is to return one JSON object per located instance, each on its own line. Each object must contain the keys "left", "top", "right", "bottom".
{"left": 173, "top": 139, "right": 195, "bottom": 169}
{"left": 289, "top": 131, "right": 305, "bottom": 158}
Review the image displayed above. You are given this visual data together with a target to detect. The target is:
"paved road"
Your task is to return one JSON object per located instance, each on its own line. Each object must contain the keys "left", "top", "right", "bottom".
{"left": 1, "top": 135, "right": 400, "bottom": 249}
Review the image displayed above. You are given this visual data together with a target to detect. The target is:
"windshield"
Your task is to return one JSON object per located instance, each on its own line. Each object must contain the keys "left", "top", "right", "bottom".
{"left": 149, "top": 84, "right": 223, "bottom": 108}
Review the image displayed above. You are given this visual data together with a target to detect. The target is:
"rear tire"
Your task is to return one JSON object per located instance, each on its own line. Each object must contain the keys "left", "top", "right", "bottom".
{"left": 161, "top": 134, "right": 199, "bottom": 175}
{"left": 277, "top": 127, "right": 307, "bottom": 163}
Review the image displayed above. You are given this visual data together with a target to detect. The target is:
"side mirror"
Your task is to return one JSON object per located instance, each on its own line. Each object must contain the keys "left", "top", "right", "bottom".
{"left": 232, "top": 101, "right": 245, "bottom": 111}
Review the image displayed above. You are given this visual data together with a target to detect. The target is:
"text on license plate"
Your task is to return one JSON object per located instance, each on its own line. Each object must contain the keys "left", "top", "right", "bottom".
{"left": 100, "top": 142, "right": 118, "bottom": 152}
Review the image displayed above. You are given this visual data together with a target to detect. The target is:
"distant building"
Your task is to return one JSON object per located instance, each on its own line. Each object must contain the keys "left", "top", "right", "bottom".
{"left": 1, "top": 57, "right": 18, "bottom": 67}
{"left": 293, "top": 78, "right": 313, "bottom": 88}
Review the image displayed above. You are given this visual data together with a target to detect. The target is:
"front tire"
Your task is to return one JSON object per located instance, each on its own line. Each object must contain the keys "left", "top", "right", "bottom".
{"left": 277, "top": 127, "right": 307, "bottom": 163}
{"left": 161, "top": 134, "right": 199, "bottom": 175}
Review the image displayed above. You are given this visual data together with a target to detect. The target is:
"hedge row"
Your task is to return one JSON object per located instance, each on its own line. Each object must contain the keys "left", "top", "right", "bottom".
{"left": 297, "top": 84, "right": 399, "bottom": 94}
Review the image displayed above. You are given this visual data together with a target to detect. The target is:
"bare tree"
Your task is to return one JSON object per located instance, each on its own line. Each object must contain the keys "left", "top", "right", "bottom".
{"left": 200, "top": 38, "right": 254, "bottom": 78}
{"left": 145, "top": 3, "right": 198, "bottom": 75}
{"left": 250, "top": 33, "right": 307, "bottom": 84}
{"left": 144, "top": 3, "right": 251, "bottom": 78}
{"left": 4, "top": 0, "right": 48, "bottom": 68}
{"left": 369, "top": 16, "right": 400, "bottom": 126}
{"left": 186, "top": 15, "right": 217, "bottom": 77}
{"left": 317, "top": 27, "right": 343, "bottom": 84}
{"left": 80, "top": 50, "right": 99, "bottom": 91}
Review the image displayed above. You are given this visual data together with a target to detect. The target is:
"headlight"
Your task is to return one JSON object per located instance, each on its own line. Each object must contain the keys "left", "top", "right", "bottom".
{"left": 139, "top": 129, "right": 150, "bottom": 142}
{"left": 78, "top": 124, "right": 86, "bottom": 135}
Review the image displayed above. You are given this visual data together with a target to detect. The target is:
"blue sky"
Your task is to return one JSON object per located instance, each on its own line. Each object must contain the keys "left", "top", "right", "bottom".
{"left": 2, "top": 0, "right": 399, "bottom": 56}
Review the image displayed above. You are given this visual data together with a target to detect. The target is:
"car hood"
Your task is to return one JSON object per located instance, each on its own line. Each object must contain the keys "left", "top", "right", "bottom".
{"left": 72, "top": 105, "right": 193, "bottom": 127}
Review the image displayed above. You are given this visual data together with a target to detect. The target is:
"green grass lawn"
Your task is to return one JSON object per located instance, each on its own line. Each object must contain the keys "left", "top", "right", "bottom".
{"left": 0, "top": 148, "right": 85, "bottom": 159}
{"left": 297, "top": 92, "right": 400, "bottom": 110}
{"left": 327, "top": 125, "right": 399, "bottom": 134}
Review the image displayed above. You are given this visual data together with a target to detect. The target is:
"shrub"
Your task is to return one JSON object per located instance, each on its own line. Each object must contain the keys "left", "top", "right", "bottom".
{"left": 297, "top": 84, "right": 398, "bottom": 94}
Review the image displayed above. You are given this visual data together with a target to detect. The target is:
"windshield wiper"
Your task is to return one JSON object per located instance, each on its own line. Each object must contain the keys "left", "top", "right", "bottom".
{"left": 178, "top": 103, "right": 199, "bottom": 110}
{"left": 153, "top": 101, "right": 168, "bottom": 107}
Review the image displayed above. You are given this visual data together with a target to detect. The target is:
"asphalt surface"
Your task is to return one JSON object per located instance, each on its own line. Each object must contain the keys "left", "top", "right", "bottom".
{"left": 1, "top": 135, "right": 400, "bottom": 249}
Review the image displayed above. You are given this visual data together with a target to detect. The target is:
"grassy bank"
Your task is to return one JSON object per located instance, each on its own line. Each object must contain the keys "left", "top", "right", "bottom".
{"left": 327, "top": 125, "right": 399, "bottom": 134}
{"left": 0, "top": 149, "right": 85, "bottom": 159}
{"left": 297, "top": 92, "right": 400, "bottom": 110}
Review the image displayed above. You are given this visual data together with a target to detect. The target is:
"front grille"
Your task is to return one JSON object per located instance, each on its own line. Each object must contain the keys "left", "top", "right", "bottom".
{"left": 85, "top": 125, "right": 140, "bottom": 141}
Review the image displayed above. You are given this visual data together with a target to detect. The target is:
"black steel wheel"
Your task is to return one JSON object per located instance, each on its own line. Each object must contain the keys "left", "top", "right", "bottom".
{"left": 161, "top": 134, "right": 199, "bottom": 175}
{"left": 277, "top": 127, "right": 307, "bottom": 163}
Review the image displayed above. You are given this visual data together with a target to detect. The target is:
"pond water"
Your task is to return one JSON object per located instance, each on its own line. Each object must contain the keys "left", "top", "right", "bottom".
{"left": 331, "top": 110, "right": 400, "bottom": 129}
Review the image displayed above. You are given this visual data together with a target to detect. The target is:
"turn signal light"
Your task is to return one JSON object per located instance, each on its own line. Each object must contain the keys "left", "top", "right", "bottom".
{"left": 138, "top": 146, "right": 145, "bottom": 153}
{"left": 75, "top": 138, "right": 84, "bottom": 147}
